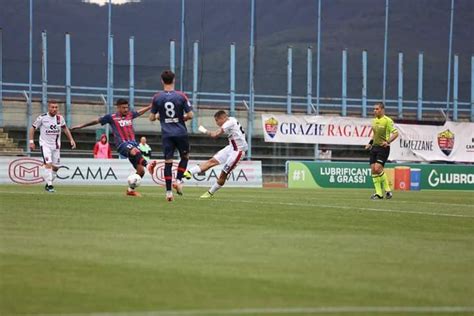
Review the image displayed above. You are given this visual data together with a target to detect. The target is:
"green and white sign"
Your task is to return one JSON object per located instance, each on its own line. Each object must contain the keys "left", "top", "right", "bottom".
{"left": 287, "top": 161, "right": 474, "bottom": 190}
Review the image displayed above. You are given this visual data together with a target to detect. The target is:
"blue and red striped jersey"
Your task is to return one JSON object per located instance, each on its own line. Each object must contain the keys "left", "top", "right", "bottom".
{"left": 99, "top": 110, "right": 139, "bottom": 147}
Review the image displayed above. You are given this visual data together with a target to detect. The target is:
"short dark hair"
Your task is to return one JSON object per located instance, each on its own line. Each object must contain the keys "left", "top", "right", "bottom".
{"left": 161, "top": 70, "right": 175, "bottom": 85}
{"left": 116, "top": 98, "right": 129, "bottom": 106}
{"left": 375, "top": 102, "right": 385, "bottom": 109}
{"left": 214, "top": 110, "right": 228, "bottom": 118}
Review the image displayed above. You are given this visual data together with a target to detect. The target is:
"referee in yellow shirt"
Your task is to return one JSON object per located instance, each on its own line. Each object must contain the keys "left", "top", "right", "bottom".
{"left": 365, "top": 102, "right": 399, "bottom": 199}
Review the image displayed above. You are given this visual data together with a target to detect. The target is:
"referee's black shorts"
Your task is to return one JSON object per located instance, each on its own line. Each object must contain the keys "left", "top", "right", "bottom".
{"left": 369, "top": 145, "right": 390, "bottom": 166}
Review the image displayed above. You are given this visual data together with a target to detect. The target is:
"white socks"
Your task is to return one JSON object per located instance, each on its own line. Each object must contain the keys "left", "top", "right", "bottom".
{"left": 44, "top": 167, "right": 58, "bottom": 186}
{"left": 44, "top": 168, "right": 53, "bottom": 186}
{"left": 209, "top": 183, "right": 222, "bottom": 194}
{"left": 188, "top": 165, "right": 202, "bottom": 175}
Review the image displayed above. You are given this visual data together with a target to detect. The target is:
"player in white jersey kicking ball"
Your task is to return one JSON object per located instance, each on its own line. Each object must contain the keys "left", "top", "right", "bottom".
{"left": 29, "top": 102, "right": 76, "bottom": 192}
{"left": 184, "top": 110, "right": 248, "bottom": 198}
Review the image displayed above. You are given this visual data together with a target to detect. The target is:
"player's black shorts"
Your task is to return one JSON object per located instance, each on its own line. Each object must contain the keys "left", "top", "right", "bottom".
{"left": 369, "top": 145, "right": 390, "bottom": 166}
{"left": 162, "top": 135, "right": 190, "bottom": 160}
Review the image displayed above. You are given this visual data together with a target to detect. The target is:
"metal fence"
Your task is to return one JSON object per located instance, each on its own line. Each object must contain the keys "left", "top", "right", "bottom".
{"left": 0, "top": 0, "right": 473, "bottom": 159}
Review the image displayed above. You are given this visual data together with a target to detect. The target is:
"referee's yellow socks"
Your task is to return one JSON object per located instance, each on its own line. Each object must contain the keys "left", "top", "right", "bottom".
{"left": 380, "top": 172, "right": 391, "bottom": 192}
{"left": 371, "top": 174, "right": 383, "bottom": 197}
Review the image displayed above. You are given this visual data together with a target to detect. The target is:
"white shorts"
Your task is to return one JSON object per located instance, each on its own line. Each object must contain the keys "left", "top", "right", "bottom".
{"left": 213, "top": 145, "right": 245, "bottom": 174}
{"left": 41, "top": 146, "right": 61, "bottom": 165}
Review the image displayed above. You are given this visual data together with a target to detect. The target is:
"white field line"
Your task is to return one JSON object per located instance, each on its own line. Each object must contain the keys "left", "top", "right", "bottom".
{"left": 1, "top": 189, "right": 473, "bottom": 208}
{"left": 230, "top": 198, "right": 474, "bottom": 218}
{"left": 3, "top": 189, "right": 472, "bottom": 209}
{"left": 1, "top": 190, "right": 473, "bottom": 218}
{"left": 236, "top": 193, "right": 474, "bottom": 209}
{"left": 34, "top": 305, "right": 474, "bottom": 316}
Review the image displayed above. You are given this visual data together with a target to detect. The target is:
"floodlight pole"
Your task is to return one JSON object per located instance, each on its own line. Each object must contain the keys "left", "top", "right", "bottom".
{"left": 180, "top": 0, "right": 185, "bottom": 90}
{"left": 382, "top": 0, "right": 389, "bottom": 102}
{"left": 26, "top": 0, "right": 33, "bottom": 154}
{"left": 41, "top": 30, "right": 48, "bottom": 113}
{"left": 247, "top": 0, "right": 256, "bottom": 160}
{"left": 314, "top": 0, "right": 322, "bottom": 160}
{"left": 129, "top": 36, "right": 135, "bottom": 109}
{"left": 446, "top": 0, "right": 454, "bottom": 119}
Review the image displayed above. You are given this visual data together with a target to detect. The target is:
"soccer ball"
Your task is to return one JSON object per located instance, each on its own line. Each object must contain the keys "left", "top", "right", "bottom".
{"left": 127, "top": 173, "right": 142, "bottom": 189}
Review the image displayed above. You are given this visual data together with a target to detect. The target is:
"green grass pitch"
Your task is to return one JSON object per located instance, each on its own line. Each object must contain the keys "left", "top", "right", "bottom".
{"left": 0, "top": 185, "right": 473, "bottom": 315}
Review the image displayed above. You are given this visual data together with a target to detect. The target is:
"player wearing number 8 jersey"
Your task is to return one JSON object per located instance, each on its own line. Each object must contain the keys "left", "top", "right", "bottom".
{"left": 184, "top": 110, "right": 248, "bottom": 198}
{"left": 149, "top": 70, "right": 193, "bottom": 201}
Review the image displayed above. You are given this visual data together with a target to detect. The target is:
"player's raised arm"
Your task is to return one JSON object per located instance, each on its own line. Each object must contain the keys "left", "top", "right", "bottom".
{"left": 71, "top": 118, "right": 100, "bottom": 131}
{"left": 137, "top": 104, "right": 152, "bottom": 116}
{"left": 199, "top": 125, "right": 223, "bottom": 138}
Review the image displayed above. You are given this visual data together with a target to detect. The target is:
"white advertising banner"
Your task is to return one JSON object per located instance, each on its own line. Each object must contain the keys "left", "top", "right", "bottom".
{"left": 389, "top": 121, "right": 474, "bottom": 163}
{"left": 262, "top": 114, "right": 372, "bottom": 145}
{"left": 262, "top": 114, "right": 474, "bottom": 162}
{"left": 0, "top": 157, "right": 263, "bottom": 187}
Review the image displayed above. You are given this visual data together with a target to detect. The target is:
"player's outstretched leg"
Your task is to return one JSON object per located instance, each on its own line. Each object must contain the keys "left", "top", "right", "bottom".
{"left": 200, "top": 172, "right": 226, "bottom": 199}
{"left": 126, "top": 190, "right": 142, "bottom": 197}
{"left": 184, "top": 165, "right": 201, "bottom": 180}
{"left": 183, "top": 170, "right": 192, "bottom": 180}
{"left": 126, "top": 148, "right": 146, "bottom": 197}
{"left": 200, "top": 191, "right": 214, "bottom": 199}
{"left": 185, "top": 158, "right": 220, "bottom": 181}
{"left": 126, "top": 174, "right": 142, "bottom": 197}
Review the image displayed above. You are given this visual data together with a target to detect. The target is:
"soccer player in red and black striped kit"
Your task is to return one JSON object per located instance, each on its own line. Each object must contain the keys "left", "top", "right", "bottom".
{"left": 71, "top": 98, "right": 156, "bottom": 196}
{"left": 149, "top": 70, "right": 193, "bottom": 202}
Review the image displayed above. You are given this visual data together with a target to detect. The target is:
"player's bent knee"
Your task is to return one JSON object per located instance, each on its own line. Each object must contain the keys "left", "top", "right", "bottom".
{"left": 207, "top": 158, "right": 220, "bottom": 168}
{"left": 136, "top": 166, "right": 145, "bottom": 177}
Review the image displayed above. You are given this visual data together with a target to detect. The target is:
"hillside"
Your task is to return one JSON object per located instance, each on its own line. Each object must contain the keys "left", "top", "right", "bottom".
{"left": 0, "top": 0, "right": 473, "bottom": 102}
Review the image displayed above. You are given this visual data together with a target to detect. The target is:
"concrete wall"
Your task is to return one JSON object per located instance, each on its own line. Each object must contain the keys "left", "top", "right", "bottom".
{"left": 1, "top": 100, "right": 269, "bottom": 136}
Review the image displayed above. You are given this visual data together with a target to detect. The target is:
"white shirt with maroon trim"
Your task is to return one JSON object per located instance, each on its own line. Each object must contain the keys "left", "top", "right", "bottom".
{"left": 221, "top": 117, "right": 248, "bottom": 151}
{"left": 32, "top": 113, "right": 66, "bottom": 149}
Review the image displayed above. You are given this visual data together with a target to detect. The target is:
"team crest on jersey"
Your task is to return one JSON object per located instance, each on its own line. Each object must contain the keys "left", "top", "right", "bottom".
{"left": 437, "top": 129, "right": 454, "bottom": 156}
{"left": 264, "top": 117, "right": 278, "bottom": 138}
